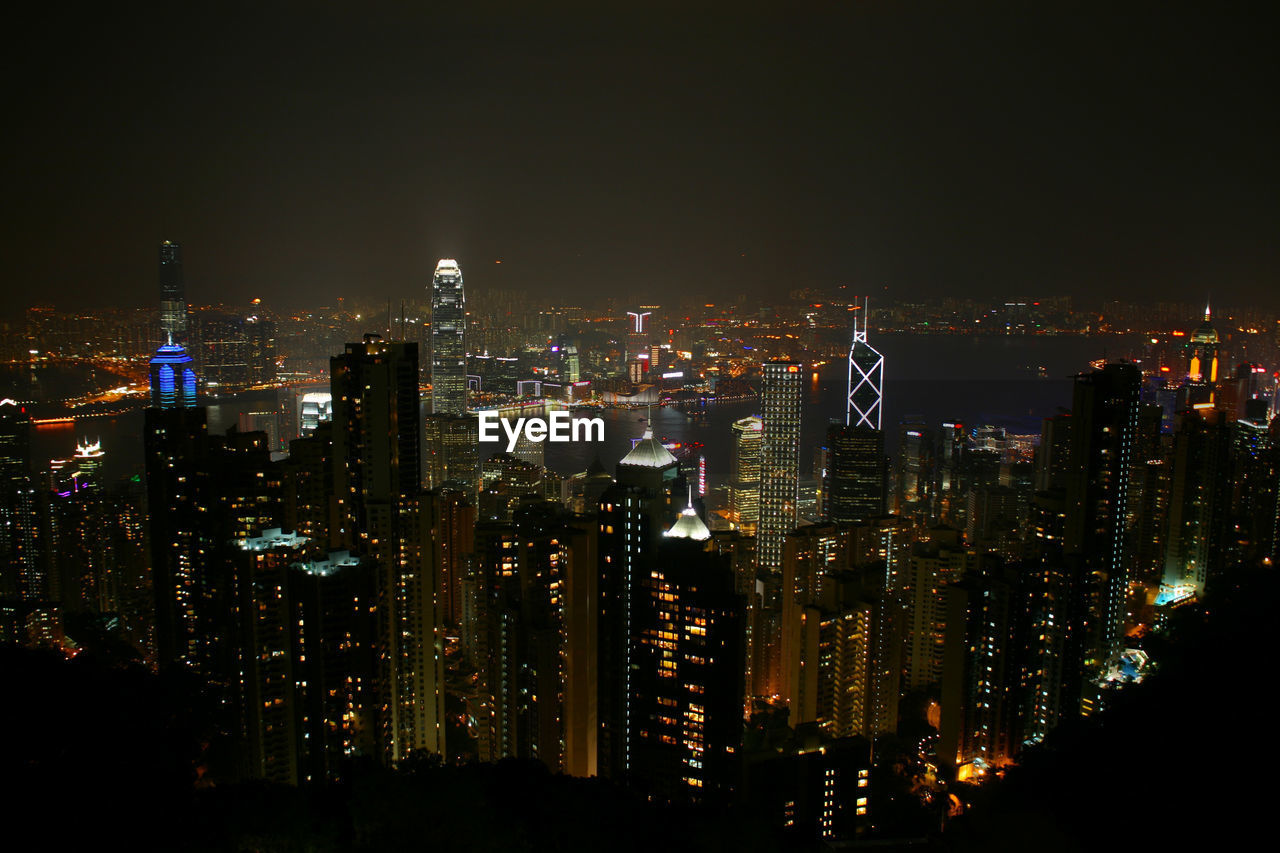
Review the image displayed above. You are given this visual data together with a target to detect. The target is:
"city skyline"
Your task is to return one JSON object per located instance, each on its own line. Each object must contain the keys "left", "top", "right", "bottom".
{"left": 3, "top": 5, "right": 1277, "bottom": 850}
{"left": 3, "top": 284, "right": 1277, "bottom": 847}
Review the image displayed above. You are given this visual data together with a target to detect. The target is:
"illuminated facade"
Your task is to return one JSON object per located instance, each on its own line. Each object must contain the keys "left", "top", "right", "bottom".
{"left": 430, "top": 259, "right": 467, "bottom": 415}
{"left": 1162, "top": 407, "right": 1231, "bottom": 597}
{"left": 631, "top": 520, "right": 744, "bottom": 802}
{"left": 780, "top": 524, "right": 880, "bottom": 739}
{"left": 596, "top": 427, "right": 680, "bottom": 781}
{"left": 235, "top": 529, "right": 311, "bottom": 784}
{"left": 234, "top": 534, "right": 379, "bottom": 783}
{"left": 473, "top": 505, "right": 598, "bottom": 775}
{"left": 0, "top": 399, "right": 42, "bottom": 603}
{"left": 1230, "top": 414, "right": 1280, "bottom": 565}
{"left": 846, "top": 298, "right": 883, "bottom": 430}
{"left": 290, "top": 549, "right": 378, "bottom": 782}
{"left": 144, "top": 403, "right": 211, "bottom": 670}
{"left": 1023, "top": 490, "right": 1072, "bottom": 743}
{"left": 298, "top": 392, "right": 332, "bottom": 434}
{"left": 148, "top": 339, "right": 198, "bottom": 409}
{"left": 940, "top": 562, "right": 1026, "bottom": 774}
{"left": 72, "top": 439, "right": 104, "bottom": 484}
{"left": 429, "top": 490, "right": 476, "bottom": 628}
{"left": 47, "top": 442, "right": 120, "bottom": 616}
{"left": 1065, "top": 362, "right": 1140, "bottom": 661}
{"left": 424, "top": 413, "right": 479, "bottom": 492}
{"left": 742, "top": 734, "right": 873, "bottom": 842}
{"left": 1187, "top": 302, "right": 1220, "bottom": 385}
{"left": 759, "top": 362, "right": 803, "bottom": 574}
{"left": 331, "top": 335, "right": 445, "bottom": 764}
{"left": 195, "top": 312, "right": 275, "bottom": 393}
{"left": 626, "top": 309, "right": 652, "bottom": 364}
{"left": 1177, "top": 303, "right": 1222, "bottom": 411}
{"left": 729, "top": 416, "right": 762, "bottom": 532}
{"left": 904, "top": 528, "right": 976, "bottom": 691}
{"left": 158, "top": 239, "right": 186, "bottom": 339}
{"left": 824, "top": 424, "right": 886, "bottom": 525}
{"left": 478, "top": 452, "right": 542, "bottom": 522}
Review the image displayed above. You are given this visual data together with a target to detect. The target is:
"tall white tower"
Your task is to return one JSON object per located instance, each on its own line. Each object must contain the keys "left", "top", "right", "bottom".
{"left": 430, "top": 259, "right": 467, "bottom": 415}
{"left": 846, "top": 297, "right": 884, "bottom": 429}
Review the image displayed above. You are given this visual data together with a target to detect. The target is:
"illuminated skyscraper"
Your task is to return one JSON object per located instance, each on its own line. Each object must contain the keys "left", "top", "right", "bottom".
{"left": 473, "top": 503, "right": 597, "bottom": 775}
{"left": 824, "top": 424, "right": 886, "bottom": 525}
{"left": 430, "top": 259, "right": 467, "bottom": 415}
{"left": 1187, "top": 301, "right": 1220, "bottom": 386}
{"left": 1162, "top": 407, "right": 1231, "bottom": 597}
{"left": 939, "top": 560, "right": 1027, "bottom": 774}
{"left": 904, "top": 528, "right": 976, "bottom": 691}
{"left": 759, "top": 362, "right": 803, "bottom": 573}
{"left": 144, "top": 404, "right": 209, "bottom": 668}
{"left": 780, "top": 524, "right": 876, "bottom": 736}
{"left": 424, "top": 413, "right": 479, "bottom": 492}
{"left": 626, "top": 310, "right": 652, "bottom": 364}
{"left": 1176, "top": 303, "right": 1222, "bottom": 410}
{"left": 1023, "top": 489, "right": 1071, "bottom": 742}
{"left": 1229, "top": 411, "right": 1279, "bottom": 565}
{"left": 149, "top": 339, "right": 198, "bottom": 409}
{"left": 1065, "top": 362, "right": 1140, "bottom": 663}
{"left": 298, "top": 392, "right": 333, "bottom": 435}
{"left": 596, "top": 427, "right": 680, "bottom": 780}
{"left": 846, "top": 299, "right": 883, "bottom": 430}
{"left": 0, "top": 399, "right": 41, "bottom": 603}
{"left": 233, "top": 532, "right": 379, "bottom": 783}
{"left": 729, "top": 416, "right": 762, "bottom": 533}
{"left": 159, "top": 240, "right": 187, "bottom": 340}
{"left": 290, "top": 549, "right": 378, "bottom": 781}
{"left": 331, "top": 335, "right": 445, "bottom": 763}
{"left": 144, "top": 343, "right": 215, "bottom": 671}
{"left": 756, "top": 362, "right": 804, "bottom": 701}
{"left": 630, "top": 503, "right": 743, "bottom": 802}
{"left": 234, "top": 528, "right": 311, "bottom": 784}
{"left": 72, "top": 439, "right": 104, "bottom": 485}
{"left": 48, "top": 440, "right": 118, "bottom": 616}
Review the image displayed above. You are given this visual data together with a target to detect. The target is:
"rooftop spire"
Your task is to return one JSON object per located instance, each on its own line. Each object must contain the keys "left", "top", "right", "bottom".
{"left": 665, "top": 486, "right": 711, "bottom": 541}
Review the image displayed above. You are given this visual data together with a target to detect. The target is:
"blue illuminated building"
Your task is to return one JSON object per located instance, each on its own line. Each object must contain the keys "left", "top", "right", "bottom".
{"left": 149, "top": 338, "right": 198, "bottom": 409}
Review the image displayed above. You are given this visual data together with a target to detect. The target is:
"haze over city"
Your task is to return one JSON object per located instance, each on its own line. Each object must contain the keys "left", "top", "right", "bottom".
{"left": 3, "top": 2, "right": 1276, "bottom": 314}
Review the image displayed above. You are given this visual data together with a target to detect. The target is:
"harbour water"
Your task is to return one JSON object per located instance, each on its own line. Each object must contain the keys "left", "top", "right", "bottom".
{"left": 28, "top": 333, "right": 1144, "bottom": 490}
{"left": 546, "top": 333, "right": 1144, "bottom": 488}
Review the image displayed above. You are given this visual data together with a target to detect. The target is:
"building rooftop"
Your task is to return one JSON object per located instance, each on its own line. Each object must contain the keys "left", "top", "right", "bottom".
{"left": 295, "top": 550, "right": 363, "bottom": 577}
{"left": 665, "top": 495, "right": 711, "bottom": 541}
{"left": 149, "top": 340, "right": 193, "bottom": 365}
{"left": 619, "top": 428, "right": 678, "bottom": 469}
{"left": 235, "top": 528, "right": 309, "bottom": 551}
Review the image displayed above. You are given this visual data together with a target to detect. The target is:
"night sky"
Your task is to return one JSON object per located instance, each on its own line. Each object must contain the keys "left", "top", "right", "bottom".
{"left": 4, "top": 1, "right": 1276, "bottom": 315}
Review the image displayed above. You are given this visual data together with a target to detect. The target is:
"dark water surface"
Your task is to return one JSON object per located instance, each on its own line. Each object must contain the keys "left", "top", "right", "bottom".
{"left": 547, "top": 333, "right": 1142, "bottom": 487}
{"left": 30, "top": 334, "right": 1143, "bottom": 490}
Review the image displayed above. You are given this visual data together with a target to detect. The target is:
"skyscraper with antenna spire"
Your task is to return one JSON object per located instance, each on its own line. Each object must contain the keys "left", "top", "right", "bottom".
{"left": 430, "top": 259, "right": 467, "bottom": 415}
{"left": 1188, "top": 298, "right": 1220, "bottom": 384}
{"left": 847, "top": 297, "right": 884, "bottom": 429}
{"left": 158, "top": 240, "right": 187, "bottom": 341}
{"left": 825, "top": 298, "right": 888, "bottom": 525}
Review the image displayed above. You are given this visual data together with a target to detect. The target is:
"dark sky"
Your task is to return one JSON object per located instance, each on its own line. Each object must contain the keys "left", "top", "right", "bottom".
{"left": 3, "top": 1, "right": 1276, "bottom": 316}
